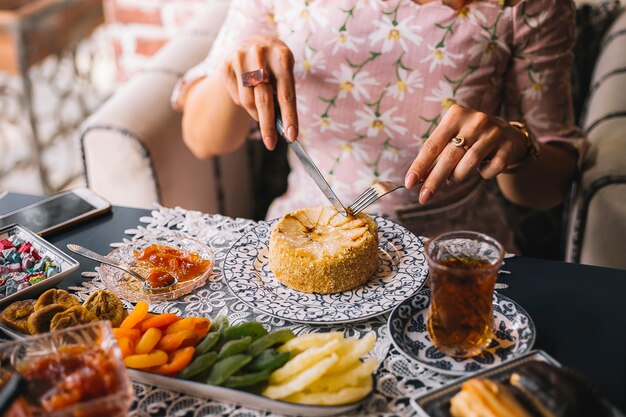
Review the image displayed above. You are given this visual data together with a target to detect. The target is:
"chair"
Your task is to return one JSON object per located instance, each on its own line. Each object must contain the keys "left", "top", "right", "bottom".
{"left": 80, "top": 0, "right": 257, "bottom": 219}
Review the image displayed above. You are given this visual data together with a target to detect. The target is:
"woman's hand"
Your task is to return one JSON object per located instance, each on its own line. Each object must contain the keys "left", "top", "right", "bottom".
{"left": 220, "top": 35, "right": 298, "bottom": 151}
{"left": 405, "top": 104, "right": 528, "bottom": 204}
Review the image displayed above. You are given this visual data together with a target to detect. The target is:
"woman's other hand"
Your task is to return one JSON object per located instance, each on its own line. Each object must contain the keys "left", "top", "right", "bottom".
{"left": 405, "top": 104, "right": 528, "bottom": 204}
{"left": 221, "top": 35, "right": 298, "bottom": 151}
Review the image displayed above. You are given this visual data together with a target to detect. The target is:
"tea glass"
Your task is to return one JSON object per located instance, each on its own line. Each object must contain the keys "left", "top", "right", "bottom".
{"left": 425, "top": 231, "right": 504, "bottom": 358}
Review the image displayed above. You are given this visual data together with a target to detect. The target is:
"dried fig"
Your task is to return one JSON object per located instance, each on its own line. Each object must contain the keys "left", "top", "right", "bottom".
{"left": 28, "top": 304, "right": 67, "bottom": 334}
{"left": 34, "top": 289, "right": 80, "bottom": 311}
{"left": 1, "top": 299, "right": 36, "bottom": 334}
{"left": 49, "top": 305, "right": 98, "bottom": 331}
{"left": 83, "top": 290, "right": 126, "bottom": 327}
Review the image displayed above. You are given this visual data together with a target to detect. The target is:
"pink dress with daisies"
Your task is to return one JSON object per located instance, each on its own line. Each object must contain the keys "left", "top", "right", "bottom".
{"left": 172, "top": 0, "right": 585, "bottom": 250}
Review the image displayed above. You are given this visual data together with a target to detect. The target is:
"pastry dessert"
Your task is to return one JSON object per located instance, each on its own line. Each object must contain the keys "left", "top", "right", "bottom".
{"left": 83, "top": 290, "right": 126, "bottom": 327}
{"left": 269, "top": 206, "right": 379, "bottom": 294}
{"left": 510, "top": 361, "right": 612, "bottom": 417}
{"left": 34, "top": 289, "right": 80, "bottom": 311}
{"left": 450, "top": 378, "right": 533, "bottom": 417}
{"left": 28, "top": 304, "right": 67, "bottom": 334}
{"left": 448, "top": 361, "right": 613, "bottom": 417}
{"left": 0, "top": 299, "right": 35, "bottom": 334}
{"left": 50, "top": 305, "right": 99, "bottom": 331}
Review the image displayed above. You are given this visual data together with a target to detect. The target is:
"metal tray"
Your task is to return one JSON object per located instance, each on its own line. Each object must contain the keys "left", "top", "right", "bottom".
{"left": 413, "top": 350, "right": 559, "bottom": 416}
{"left": 412, "top": 350, "right": 625, "bottom": 417}
{"left": 0, "top": 224, "right": 79, "bottom": 307}
{"left": 130, "top": 369, "right": 371, "bottom": 417}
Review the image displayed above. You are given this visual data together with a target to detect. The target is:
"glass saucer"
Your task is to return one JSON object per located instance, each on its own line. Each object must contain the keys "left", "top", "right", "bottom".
{"left": 99, "top": 236, "right": 214, "bottom": 303}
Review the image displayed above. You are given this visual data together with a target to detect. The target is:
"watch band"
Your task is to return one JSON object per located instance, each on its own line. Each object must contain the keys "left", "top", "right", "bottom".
{"left": 504, "top": 120, "right": 540, "bottom": 172}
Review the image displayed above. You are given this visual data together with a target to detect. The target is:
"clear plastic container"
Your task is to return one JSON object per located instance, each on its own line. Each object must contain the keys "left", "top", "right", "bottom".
{"left": 0, "top": 321, "right": 133, "bottom": 417}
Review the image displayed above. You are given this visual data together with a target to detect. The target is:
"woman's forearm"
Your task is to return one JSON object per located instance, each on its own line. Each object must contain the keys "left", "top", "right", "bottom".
{"left": 181, "top": 75, "right": 252, "bottom": 159}
{"left": 497, "top": 143, "right": 578, "bottom": 210}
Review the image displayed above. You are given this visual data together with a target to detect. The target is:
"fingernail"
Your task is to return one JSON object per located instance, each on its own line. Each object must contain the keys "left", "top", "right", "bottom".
{"left": 420, "top": 188, "right": 433, "bottom": 204}
{"left": 405, "top": 172, "right": 418, "bottom": 189}
{"left": 286, "top": 125, "right": 297, "bottom": 142}
{"left": 264, "top": 136, "right": 276, "bottom": 151}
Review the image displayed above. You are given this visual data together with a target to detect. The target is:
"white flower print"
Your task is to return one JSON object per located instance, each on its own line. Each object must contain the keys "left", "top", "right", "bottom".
{"left": 333, "top": 139, "right": 370, "bottom": 162}
{"left": 524, "top": 6, "right": 553, "bottom": 30}
{"left": 456, "top": 4, "right": 489, "bottom": 26}
{"left": 425, "top": 81, "right": 463, "bottom": 109}
{"left": 381, "top": 144, "right": 402, "bottom": 162}
{"left": 421, "top": 45, "right": 463, "bottom": 73}
{"left": 295, "top": 47, "right": 327, "bottom": 78}
{"left": 369, "top": 15, "right": 422, "bottom": 53}
{"left": 326, "top": 174, "right": 354, "bottom": 200}
{"left": 284, "top": 1, "right": 329, "bottom": 32}
{"left": 523, "top": 106, "right": 552, "bottom": 131}
{"left": 352, "top": 166, "right": 397, "bottom": 192}
{"left": 326, "top": 28, "right": 365, "bottom": 55}
{"left": 523, "top": 70, "right": 549, "bottom": 100}
{"left": 467, "top": 33, "right": 509, "bottom": 66}
{"left": 326, "top": 64, "right": 378, "bottom": 101}
{"left": 314, "top": 115, "right": 349, "bottom": 134}
{"left": 353, "top": 106, "right": 408, "bottom": 138}
{"left": 388, "top": 68, "right": 424, "bottom": 100}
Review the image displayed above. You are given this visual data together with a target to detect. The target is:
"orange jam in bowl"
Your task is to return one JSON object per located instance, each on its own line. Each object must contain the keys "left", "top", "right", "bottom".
{"left": 99, "top": 237, "right": 215, "bottom": 303}
{"left": 134, "top": 244, "right": 212, "bottom": 288}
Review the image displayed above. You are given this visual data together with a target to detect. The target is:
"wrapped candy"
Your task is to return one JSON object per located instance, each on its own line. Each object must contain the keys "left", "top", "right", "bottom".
{"left": 0, "top": 235, "right": 61, "bottom": 296}
{"left": 29, "top": 274, "right": 45, "bottom": 285}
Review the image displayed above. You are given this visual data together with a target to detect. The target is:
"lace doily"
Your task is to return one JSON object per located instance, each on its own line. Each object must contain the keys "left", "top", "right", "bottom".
{"left": 74, "top": 206, "right": 457, "bottom": 417}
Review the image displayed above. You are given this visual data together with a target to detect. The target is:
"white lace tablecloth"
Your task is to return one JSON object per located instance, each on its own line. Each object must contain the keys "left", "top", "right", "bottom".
{"left": 73, "top": 206, "right": 455, "bottom": 417}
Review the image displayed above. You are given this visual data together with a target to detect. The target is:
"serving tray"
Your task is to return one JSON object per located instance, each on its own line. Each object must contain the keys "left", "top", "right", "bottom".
{"left": 0, "top": 320, "right": 370, "bottom": 417}
{"left": 0, "top": 224, "right": 79, "bottom": 307}
{"left": 129, "top": 369, "right": 371, "bottom": 417}
{"left": 412, "top": 350, "right": 559, "bottom": 416}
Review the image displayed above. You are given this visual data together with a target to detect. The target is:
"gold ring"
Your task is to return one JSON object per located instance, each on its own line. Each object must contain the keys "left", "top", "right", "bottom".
{"left": 241, "top": 68, "right": 270, "bottom": 87}
{"left": 451, "top": 135, "right": 466, "bottom": 148}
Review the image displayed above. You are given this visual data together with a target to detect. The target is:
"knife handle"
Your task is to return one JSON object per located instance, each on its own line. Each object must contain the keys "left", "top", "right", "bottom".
{"left": 273, "top": 93, "right": 289, "bottom": 142}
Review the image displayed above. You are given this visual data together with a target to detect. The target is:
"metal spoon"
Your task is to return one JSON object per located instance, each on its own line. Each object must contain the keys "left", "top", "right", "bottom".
{"left": 66, "top": 244, "right": 178, "bottom": 291}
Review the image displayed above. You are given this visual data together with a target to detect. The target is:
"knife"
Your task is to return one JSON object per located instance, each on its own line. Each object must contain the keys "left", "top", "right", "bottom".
{"left": 273, "top": 98, "right": 348, "bottom": 216}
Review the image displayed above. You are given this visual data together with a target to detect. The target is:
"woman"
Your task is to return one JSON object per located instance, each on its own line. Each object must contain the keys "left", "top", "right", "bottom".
{"left": 172, "top": 0, "right": 585, "bottom": 250}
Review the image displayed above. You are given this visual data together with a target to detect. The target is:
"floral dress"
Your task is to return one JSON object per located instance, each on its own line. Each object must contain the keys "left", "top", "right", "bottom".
{"left": 172, "top": 0, "right": 585, "bottom": 251}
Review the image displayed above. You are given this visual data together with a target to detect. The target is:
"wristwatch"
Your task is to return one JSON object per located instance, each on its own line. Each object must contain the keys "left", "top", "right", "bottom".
{"left": 504, "top": 120, "right": 540, "bottom": 171}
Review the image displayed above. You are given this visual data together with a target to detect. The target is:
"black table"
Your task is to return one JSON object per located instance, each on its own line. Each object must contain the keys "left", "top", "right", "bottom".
{"left": 1, "top": 192, "right": 625, "bottom": 410}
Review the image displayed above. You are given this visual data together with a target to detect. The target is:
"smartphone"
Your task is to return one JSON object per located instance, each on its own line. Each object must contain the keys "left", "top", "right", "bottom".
{"left": 0, "top": 187, "right": 111, "bottom": 236}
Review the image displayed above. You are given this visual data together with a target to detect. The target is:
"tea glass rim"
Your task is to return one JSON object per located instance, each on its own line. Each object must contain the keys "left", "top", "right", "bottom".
{"left": 424, "top": 230, "right": 504, "bottom": 273}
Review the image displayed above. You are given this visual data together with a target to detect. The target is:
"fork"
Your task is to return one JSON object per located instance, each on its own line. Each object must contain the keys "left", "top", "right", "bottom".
{"left": 347, "top": 181, "right": 405, "bottom": 216}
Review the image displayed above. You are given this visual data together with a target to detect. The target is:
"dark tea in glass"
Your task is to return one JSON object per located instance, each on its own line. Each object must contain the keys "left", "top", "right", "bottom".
{"left": 425, "top": 231, "right": 504, "bottom": 358}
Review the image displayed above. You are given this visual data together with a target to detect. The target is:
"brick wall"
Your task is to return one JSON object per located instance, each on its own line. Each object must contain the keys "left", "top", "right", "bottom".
{"left": 103, "top": 0, "right": 210, "bottom": 80}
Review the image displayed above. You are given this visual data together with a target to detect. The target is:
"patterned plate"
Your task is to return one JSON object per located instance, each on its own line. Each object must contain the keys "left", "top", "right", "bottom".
{"left": 223, "top": 216, "right": 428, "bottom": 324}
{"left": 389, "top": 289, "right": 536, "bottom": 375}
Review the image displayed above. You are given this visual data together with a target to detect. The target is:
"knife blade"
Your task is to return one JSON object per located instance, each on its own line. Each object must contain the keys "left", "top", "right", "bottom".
{"left": 273, "top": 98, "right": 348, "bottom": 216}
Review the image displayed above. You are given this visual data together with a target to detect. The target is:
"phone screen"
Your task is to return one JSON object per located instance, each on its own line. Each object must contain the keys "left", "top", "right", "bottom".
{"left": 0, "top": 193, "right": 97, "bottom": 234}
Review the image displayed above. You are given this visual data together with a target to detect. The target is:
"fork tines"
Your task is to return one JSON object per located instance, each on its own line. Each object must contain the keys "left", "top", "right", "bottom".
{"left": 347, "top": 188, "right": 379, "bottom": 216}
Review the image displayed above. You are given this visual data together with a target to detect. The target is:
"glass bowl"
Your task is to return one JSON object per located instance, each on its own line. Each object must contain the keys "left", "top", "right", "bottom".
{"left": 0, "top": 321, "right": 133, "bottom": 417}
{"left": 98, "top": 236, "right": 214, "bottom": 303}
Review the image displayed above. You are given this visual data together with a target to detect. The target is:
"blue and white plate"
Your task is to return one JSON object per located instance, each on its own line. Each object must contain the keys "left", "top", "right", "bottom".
{"left": 223, "top": 216, "right": 428, "bottom": 324}
{"left": 389, "top": 289, "right": 536, "bottom": 375}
